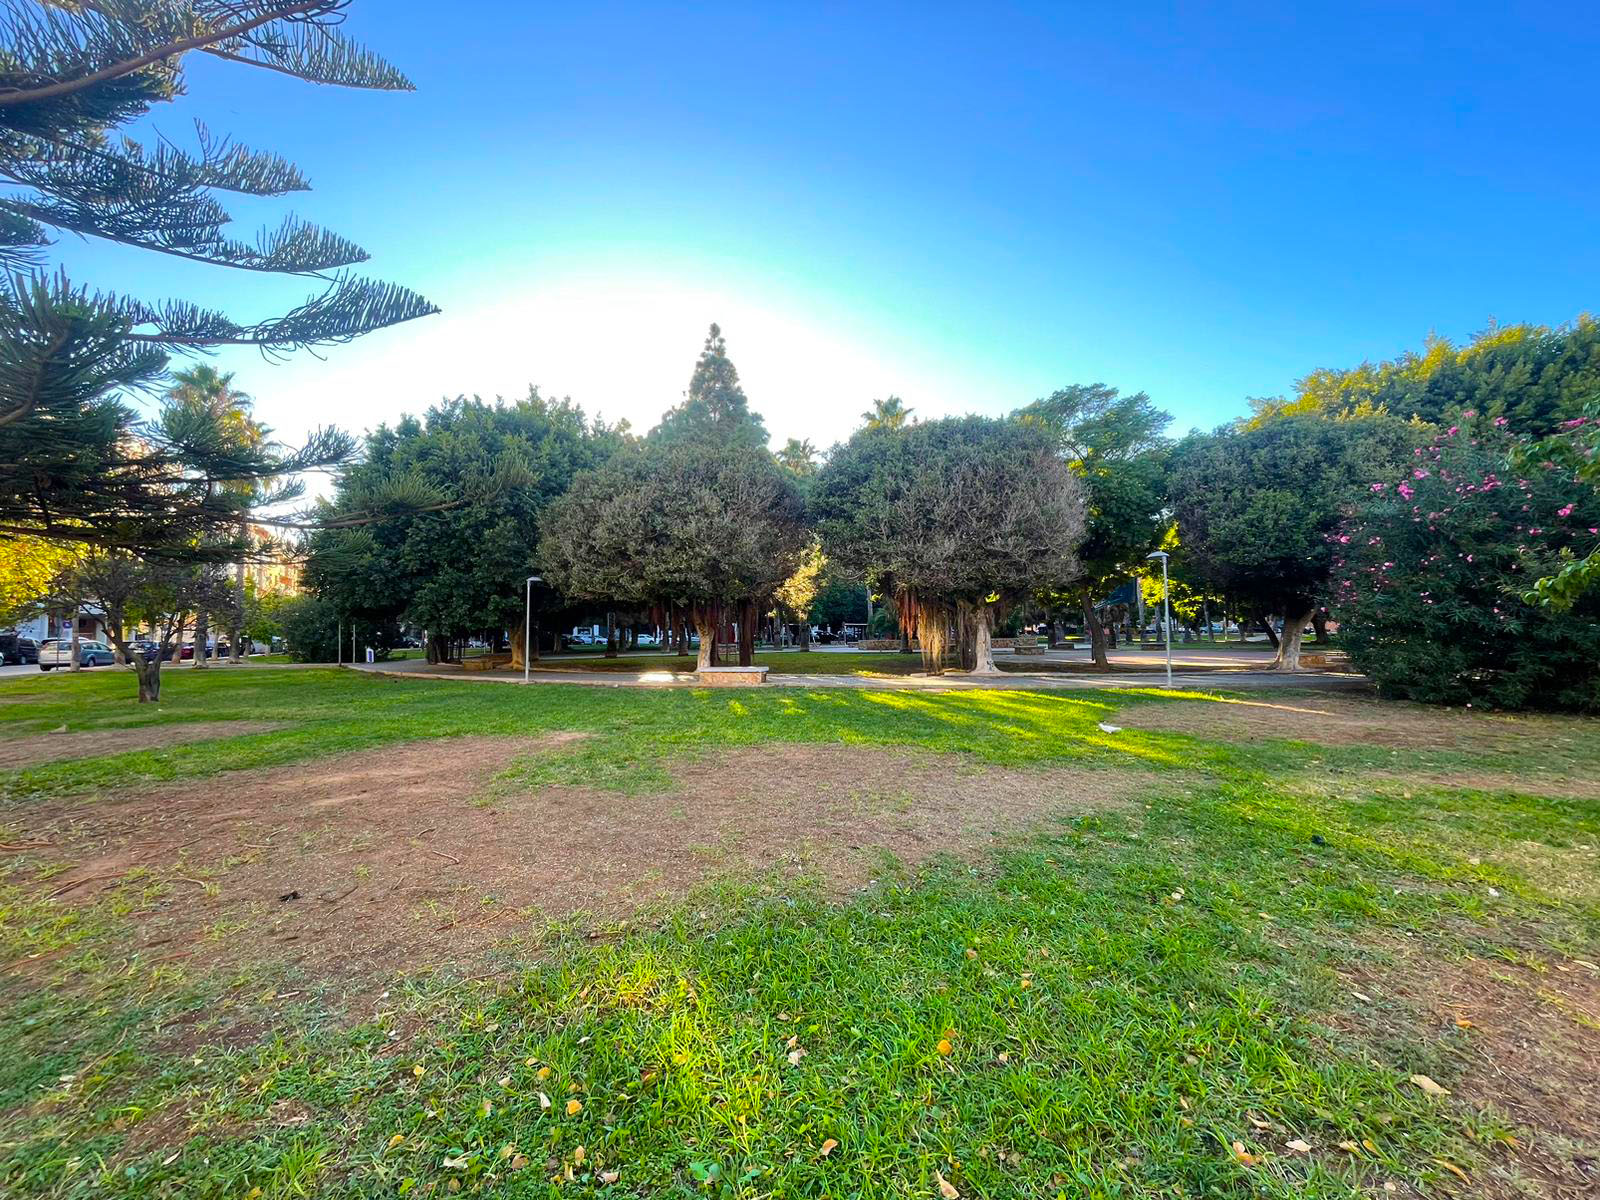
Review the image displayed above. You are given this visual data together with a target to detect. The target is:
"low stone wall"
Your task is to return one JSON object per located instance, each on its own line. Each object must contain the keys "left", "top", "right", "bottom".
{"left": 696, "top": 666, "right": 769, "bottom": 686}
{"left": 857, "top": 638, "right": 916, "bottom": 652}
{"left": 462, "top": 653, "right": 512, "bottom": 672}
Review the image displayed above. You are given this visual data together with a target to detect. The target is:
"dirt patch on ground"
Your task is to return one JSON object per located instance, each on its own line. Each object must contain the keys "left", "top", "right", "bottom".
{"left": 1118, "top": 695, "right": 1589, "bottom": 754}
{"left": 8, "top": 737, "right": 1139, "bottom": 984}
{"left": 1336, "top": 948, "right": 1600, "bottom": 1198}
{"left": 0, "top": 721, "right": 287, "bottom": 770}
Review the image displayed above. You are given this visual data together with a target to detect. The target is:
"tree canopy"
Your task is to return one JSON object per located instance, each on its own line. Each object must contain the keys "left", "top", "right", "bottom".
{"left": 1169, "top": 413, "right": 1417, "bottom": 668}
{"left": 1015, "top": 383, "right": 1170, "bottom": 665}
{"left": 1, "top": 1, "right": 434, "bottom": 560}
{"left": 1253, "top": 317, "right": 1600, "bottom": 437}
{"left": 650, "top": 324, "right": 768, "bottom": 449}
{"left": 303, "top": 391, "right": 622, "bottom": 662}
{"left": 540, "top": 440, "right": 808, "bottom": 669}
{"left": 812, "top": 415, "right": 1085, "bottom": 672}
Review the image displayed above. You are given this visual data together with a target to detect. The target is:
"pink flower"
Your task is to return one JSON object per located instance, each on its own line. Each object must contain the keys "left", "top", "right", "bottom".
{"left": 1398, "top": 483, "right": 1415, "bottom": 500}
{"left": 1413, "top": 468, "right": 1430, "bottom": 479}
{"left": 1558, "top": 504, "right": 1575, "bottom": 517}
{"left": 1370, "top": 482, "right": 1387, "bottom": 492}
{"left": 1494, "top": 417, "right": 1509, "bottom": 427}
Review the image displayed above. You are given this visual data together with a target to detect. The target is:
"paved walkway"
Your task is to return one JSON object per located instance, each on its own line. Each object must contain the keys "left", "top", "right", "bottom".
{"left": 346, "top": 647, "right": 1369, "bottom": 693}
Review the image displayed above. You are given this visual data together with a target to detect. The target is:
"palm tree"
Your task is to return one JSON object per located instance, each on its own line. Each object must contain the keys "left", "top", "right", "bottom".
{"left": 776, "top": 437, "right": 818, "bottom": 476}
{"left": 861, "top": 395, "right": 913, "bottom": 430}
{"left": 167, "top": 367, "right": 262, "bottom": 666}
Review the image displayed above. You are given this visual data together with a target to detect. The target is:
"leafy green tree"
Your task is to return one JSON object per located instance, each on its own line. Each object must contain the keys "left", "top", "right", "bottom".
{"left": 774, "top": 540, "right": 825, "bottom": 650}
{"left": 1169, "top": 414, "right": 1416, "bottom": 669}
{"left": 1015, "top": 384, "right": 1169, "bottom": 667}
{"left": 1255, "top": 316, "right": 1600, "bottom": 437}
{"left": 860, "top": 395, "right": 913, "bottom": 430}
{"left": 541, "top": 442, "right": 808, "bottom": 671}
{"left": 1, "top": 1, "right": 435, "bottom": 561}
{"left": 651, "top": 324, "right": 768, "bottom": 449}
{"left": 809, "top": 570, "right": 868, "bottom": 631}
{"left": 304, "top": 391, "right": 622, "bottom": 665}
{"left": 1521, "top": 402, "right": 1600, "bottom": 608}
{"left": 812, "top": 416, "right": 1085, "bottom": 674}
{"left": 63, "top": 550, "right": 213, "bottom": 702}
{"left": 1334, "top": 422, "right": 1600, "bottom": 710}
{"left": 776, "top": 438, "right": 819, "bottom": 476}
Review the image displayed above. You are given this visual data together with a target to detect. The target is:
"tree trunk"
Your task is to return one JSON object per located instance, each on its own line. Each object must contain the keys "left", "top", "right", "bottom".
{"left": 1047, "top": 619, "right": 1060, "bottom": 650}
{"left": 231, "top": 553, "right": 245, "bottom": 662}
{"left": 1080, "top": 591, "right": 1110, "bottom": 670}
{"left": 1259, "top": 614, "right": 1280, "bottom": 649}
{"left": 69, "top": 618, "right": 81, "bottom": 672}
{"left": 1311, "top": 609, "right": 1329, "bottom": 643}
{"left": 899, "top": 627, "right": 912, "bottom": 654}
{"left": 971, "top": 603, "right": 999, "bottom": 674}
{"left": 193, "top": 608, "right": 209, "bottom": 668}
{"left": 1274, "top": 606, "right": 1315, "bottom": 671}
{"left": 695, "top": 616, "right": 715, "bottom": 671}
{"left": 955, "top": 601, "right": 977, "bottom": 671}
{"left": 738, "top": 600, "right": 756, "bottom": 667}
{"left": 604, "top": 612, "right": 618, "bottom": 657}
{"left": 134, "top": 656, "right": 162, "bottom": 703}
{"left": 1203, "top": 599, "right": 1214, "bottom": 643}
{"left": 798, "top": 618, "right": 811, "bottom": 652}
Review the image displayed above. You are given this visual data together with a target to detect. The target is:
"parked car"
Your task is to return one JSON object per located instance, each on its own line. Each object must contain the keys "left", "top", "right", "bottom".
{"left": 0, "top": 633, "right": 39, "bottom": 665}
{"left": 38, "top": 639, "right": 116, "bottom": 669}
{"left": 126, "top": 639, "right": 175, "bottom": 663}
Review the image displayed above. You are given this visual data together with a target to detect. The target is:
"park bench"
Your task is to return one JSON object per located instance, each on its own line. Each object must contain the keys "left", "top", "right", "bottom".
{"left": 462, "top": 652, "right": 513, "bottom": 671}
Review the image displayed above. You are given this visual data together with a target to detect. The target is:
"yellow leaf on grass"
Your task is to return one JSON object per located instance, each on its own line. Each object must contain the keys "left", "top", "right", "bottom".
{"left": 536, "top": 1065, "right": 551, "bottom": 1080}
{"left": 1434, "top": 1159, "right": 1470, "bottom": 1182}
{"left": 412, "top": 1065, "right": 425, "bottom": 1077}
{"left": 510, "top": 1153, "right": 530, "bottom": 1170}
{"left": 819, "top": 1138, "right": 838, "bottom": 1157}
{"left": 936, "top": 1039, "right": 953, "bottom": 1056}
{"left": 573, "top": 1146, "right": 585, "bottom": 1165}
{"left": 566, "top": 1098, "right": 583, "bottom": 1116}
{"left": 935, "top": 1169, "right": 960, "bottom": 1198}
{"left": 1286, "top": 1139, "right": 1312, "bottom": 1154}
{"left": 1232, "top": 1140, "right": 1259, "bottom": 1166}
{"left": 1410, "top": 1074, "right": 1451, "bottom": 1097}
{"left": 386, "top": 1134, "right": 405, "bottom": 1149}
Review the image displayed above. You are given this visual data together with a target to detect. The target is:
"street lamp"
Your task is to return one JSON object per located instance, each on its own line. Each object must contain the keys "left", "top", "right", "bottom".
{"left": 524, "top": 574, "right": 543, "bottom": 684}
{"left": 1146, "top": 550, "right": 1173, "bottom": 688}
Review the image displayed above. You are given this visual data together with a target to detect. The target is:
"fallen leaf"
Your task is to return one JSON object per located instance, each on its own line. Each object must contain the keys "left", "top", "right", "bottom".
{"left": 412, "top": 1064, "right": 425, "bottom": 1077}
{"left": 1352, "top": 990, "right": 1373, "bottom": 1003}
{"left": 1019, "top": 978, "right": 1032, "bottom": 990}
{"left": 1410, "top": 1073, "right": 1451, "bottom": 1098}
{"left": 386, "top": 1133, "right": 405, "bottom": 1149}
{"left": 539, "top": 1091, "right": 552, "bottom": 1110}
{"left": 1247, "top": 1114, "right": 1272, "bottom": 1130}
{"left": 600, "top": 1169, "right": 619, "bottom": 1183}
{"left": 1454, "top": 1016, "right": 1474, "bottom": 1029}
{"left": 442, "top": 1154, "right": 469, "bottom": 1169}
{"left": 1286, "top": 1139, "right": 1312, "bottom": 1153}
{"left": 573, "top": 1146, "right": 585, "bottom": 1165}
{"left": 964, "top": 948, "right": 977, "bottom": 959}
{"left": 1338, "top": 1140, "right": 1360, "bottom": 1153}
{"left": 510, "top": 1154, "right": 530, "bottom": 1170}
{"left": 536, "top": 1065, "right": 551, "bottom": 1080}
{"left": 1434, "top": 1159, "right": 1470, "bottom": 1183}
{"left": 819, "top": 1138, "right": 838, "bottom": 1157}
{"left": 935, "top": 1169, "right": 960, "bottom": 1198}
{"left": 1232, "top": 1140, "right": 1258, "bottom": 1166}
{"left": 936, "top": 1038, "right": 954, "bottom": 1056}
{"left": 566, "top": 1098, "right": 583, "bottom": 1116}
{"left": 788, "top": 1047, "right": 806, "bottom": 1065}
{"left": 1097, "top": 722, "right": 1122, "bottom": 734}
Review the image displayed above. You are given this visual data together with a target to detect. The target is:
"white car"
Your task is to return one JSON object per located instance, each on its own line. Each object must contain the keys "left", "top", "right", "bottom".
{"left": 38, "top": 639, "right": 117, "bottom": 669}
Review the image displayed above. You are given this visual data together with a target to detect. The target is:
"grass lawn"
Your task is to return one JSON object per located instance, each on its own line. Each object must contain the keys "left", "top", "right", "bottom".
{"left": 525, "top": 647, "right": 1278, "bottom": 677}
{"left": 1, "top": 669, "right": 1596, "bottom": 1198}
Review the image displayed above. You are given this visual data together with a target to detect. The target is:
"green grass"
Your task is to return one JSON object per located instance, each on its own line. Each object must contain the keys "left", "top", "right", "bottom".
{"left": 1, "top": 668, "right": 1596, "bottom": 1198}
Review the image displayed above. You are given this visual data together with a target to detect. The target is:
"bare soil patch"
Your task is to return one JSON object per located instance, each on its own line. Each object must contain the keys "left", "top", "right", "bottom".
{"left": 10, "top": 737, "right": 1139, "bottom": 984}
{"left": 1118, "top": 695, "right": 1589, "bottom": 753}
{"left": 0, "top": 720, "right": 287, "bottom": 770}
{"left": 1337, "top": 949, "right": 1600, "bottom": 1198}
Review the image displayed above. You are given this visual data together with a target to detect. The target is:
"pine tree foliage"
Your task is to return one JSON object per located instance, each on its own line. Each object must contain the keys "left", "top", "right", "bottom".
{"left": 0, "top": 1, "right": 437, "bottom": 556}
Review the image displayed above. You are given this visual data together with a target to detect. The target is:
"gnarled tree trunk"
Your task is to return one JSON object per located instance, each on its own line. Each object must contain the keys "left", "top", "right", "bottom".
{"left": 1274, "top": 605, "right": 1315, "bottom": 671}
{"left": 971, "top": 602, "right": 999, "bottom": 674}
{"left": 193, "top": 608, "right": 209, "bottom": 669}
{"left": 1080, "top": 591, "right": 1110, "bottom": 670}
{"left": 694, "top": 614, "right": 715, "bottom": 671}
{"left": 133, "top": 656, "right": 162, "bottom": 703}
{"left": 738, "top": 599, "right": 756, "bottom": 667}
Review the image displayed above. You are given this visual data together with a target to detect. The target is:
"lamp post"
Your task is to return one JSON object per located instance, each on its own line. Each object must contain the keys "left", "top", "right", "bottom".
{"left": 524, "top": 574, "right": 543, "bottom": 684}
{"left": 1146, "top": 550, "right": 1172, "bottom": 688}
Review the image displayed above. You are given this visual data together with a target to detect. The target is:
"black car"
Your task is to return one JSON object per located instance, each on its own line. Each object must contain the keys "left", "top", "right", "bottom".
{"left": 0, "top": 633, "right": 40, "bottom": 665}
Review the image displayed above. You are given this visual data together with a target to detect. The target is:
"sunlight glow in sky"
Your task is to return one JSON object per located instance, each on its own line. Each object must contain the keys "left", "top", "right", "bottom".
{"left": 64, "top": 2, "right": 1600, "bottom": 465}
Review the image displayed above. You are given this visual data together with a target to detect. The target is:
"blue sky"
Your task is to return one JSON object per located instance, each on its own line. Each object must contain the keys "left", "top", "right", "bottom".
{"left": 60, "top": 1, "right": 1600, "bottom": 454}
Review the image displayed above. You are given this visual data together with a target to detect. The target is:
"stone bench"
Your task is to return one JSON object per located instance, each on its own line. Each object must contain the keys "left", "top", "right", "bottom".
{"left": 696, "top": 666, "right": 769, "bottom": 687}
{"left": 1012, "top": 644, "right": 1046, "bottom": 655}
{"left": 1297, "top": 651, "right": 1351, "bottom": 671}
{"left": 462, "top": 653, "right": 512, "bottom": 672}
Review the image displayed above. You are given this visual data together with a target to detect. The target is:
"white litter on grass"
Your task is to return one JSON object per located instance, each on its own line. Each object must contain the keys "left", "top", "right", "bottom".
{"left": 1097, "top": 722, "right": 1122, "bottom": 734}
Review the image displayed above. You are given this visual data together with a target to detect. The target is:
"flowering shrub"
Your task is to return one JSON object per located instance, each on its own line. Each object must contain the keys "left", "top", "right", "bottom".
{"left": 1333, "top": 417, "right": 1600, "bottom": 710}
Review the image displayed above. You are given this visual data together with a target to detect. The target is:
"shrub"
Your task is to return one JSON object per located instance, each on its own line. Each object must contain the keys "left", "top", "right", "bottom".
{"left": 1334, "top": 418, "right": 1600, "bottom": 710}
